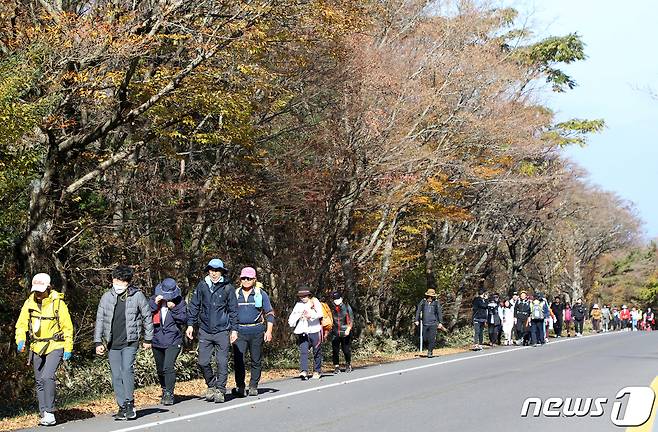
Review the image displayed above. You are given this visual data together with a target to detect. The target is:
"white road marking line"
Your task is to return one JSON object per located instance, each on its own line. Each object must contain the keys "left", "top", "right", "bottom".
{"left": 107, "top": 331, "right": 622, "bottom": 432}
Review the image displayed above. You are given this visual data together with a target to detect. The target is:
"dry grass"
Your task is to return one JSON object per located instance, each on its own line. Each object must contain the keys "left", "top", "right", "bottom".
{"left": 0, "top": 346, "right": 465, "bottom": 431}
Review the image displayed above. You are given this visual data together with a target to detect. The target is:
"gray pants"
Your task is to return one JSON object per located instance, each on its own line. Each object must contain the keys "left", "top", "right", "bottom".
{"left": 473, "top": 320, "right": 485, "bottom": 345}
{"left": 108, "top": 346, "right": 138, "bottom": 406}
{"left": 198, "top": 329, "right": 230, "bottom": 392}
{"left": 32, "top": 349, "right": 63, "bottom": 415}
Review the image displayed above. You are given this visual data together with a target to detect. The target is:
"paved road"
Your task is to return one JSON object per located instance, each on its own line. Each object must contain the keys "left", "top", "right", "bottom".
{"left": 17, "top": 331, "right": 658, "bottom": 432}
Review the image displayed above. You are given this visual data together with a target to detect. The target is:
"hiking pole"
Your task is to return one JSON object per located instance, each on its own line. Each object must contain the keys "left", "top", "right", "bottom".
{"left": 419, "top": 308, "right": 423, "bottom": 352}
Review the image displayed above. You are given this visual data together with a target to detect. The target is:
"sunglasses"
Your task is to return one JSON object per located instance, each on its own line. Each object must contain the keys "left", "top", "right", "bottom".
{"left": 240, "top": 277, "right": 255, "bottom": 281}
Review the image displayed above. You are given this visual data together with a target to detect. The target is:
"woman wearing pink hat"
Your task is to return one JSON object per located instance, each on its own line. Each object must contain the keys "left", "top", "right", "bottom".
{"left": 231, "top": 267, "right": 275, "bottom": 397}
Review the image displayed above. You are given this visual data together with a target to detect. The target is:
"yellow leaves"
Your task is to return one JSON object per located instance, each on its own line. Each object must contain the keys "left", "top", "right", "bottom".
{"left": 211, "top": 174, "right": 258, "bottom": 199}
{"left": 426, "top": 175, "right": 448, "bottom": 193}
{"left": 472, "top": 164, "right": 504, "bottom": 179}
{"left": 400, "top": 225, "right": 421, "bottom": 235}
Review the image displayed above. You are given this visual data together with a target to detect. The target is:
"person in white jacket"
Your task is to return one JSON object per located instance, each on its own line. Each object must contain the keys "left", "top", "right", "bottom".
{"left": 500, "top": 300, "right": 515, "bottom": 345}
{"left": 288, "top": 286, "right": 323, "bottom": 380}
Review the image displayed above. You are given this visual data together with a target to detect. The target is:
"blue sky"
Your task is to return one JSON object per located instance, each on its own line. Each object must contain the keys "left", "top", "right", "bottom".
{"left": 507, "top": 0, "right": 658, "bottom": 239}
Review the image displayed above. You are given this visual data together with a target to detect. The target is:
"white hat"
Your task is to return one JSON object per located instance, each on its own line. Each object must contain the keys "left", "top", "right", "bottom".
{"left": 593, "top": 304, "right": 599, "bottom": 309}
{"left": 31, "top": 273, "right": 51, "bottom": 292}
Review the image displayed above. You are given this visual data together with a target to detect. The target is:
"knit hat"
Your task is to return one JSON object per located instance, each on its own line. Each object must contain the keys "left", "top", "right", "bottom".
{"left": 31, "top": 273, "right": 51, "bottom": 292}
{"left": 155, "top": 278, "right": 181, "bottom": 301}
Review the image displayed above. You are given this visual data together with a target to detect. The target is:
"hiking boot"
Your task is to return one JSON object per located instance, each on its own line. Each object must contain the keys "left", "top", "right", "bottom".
{"left": 40, "top": 412, "right": 56, "bottom": 426}
{"left": 114, "top": 405, "right": 127, "bottom": 421}
{"left": 231, "top": 387, "right": 246, "bottom": 398}
{"left": 248, "top": 387, "right": 259, "bottom": 397}
{"left": 334, "top": 365, "right": 341, "bottom": 374}
{"left": 427, "top": 350, "right": 434, "bottom": 358}
{"left": 299, "top": 371, "right": 308, "bottom": 380}
{"left": 214, "top": 389, "right": 225, "bottom": 403}
{"left": 205, "top": 387, "right": 215, "bottom": 401}
{"left": 345, "top": 364, "right": 353, "bottom": 373}
{"left": 312, "top": 372, "right": 321, "bottom": 380}
{"left": 125, "top": 401, "right": 137, "bottom": 420}
{"left": 160, "top": 389, "right": 166, "bottom": 405}
{"left": 163, "top": 391, "right": 175, "bottom": 406}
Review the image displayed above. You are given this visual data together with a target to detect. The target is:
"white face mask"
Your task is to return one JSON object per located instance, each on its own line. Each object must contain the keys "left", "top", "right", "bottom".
{"left": 113, "top": 284, "right": 127, "bottom": 295}
{"left": 333, "top": 299, "right": 343, "bottom": 306}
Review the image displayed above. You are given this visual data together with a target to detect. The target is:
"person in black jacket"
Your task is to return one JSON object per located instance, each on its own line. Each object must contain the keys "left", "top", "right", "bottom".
{"left": 186, "top": 259, "right": 239, "bottom": 403}
{"left": 331, "top": 291, "right": 354, "bottom": 373}
{"left": 415, "top": 289, "right": 445, "bottom": 358}
{"left": 472, "top": 288, "right": 488, "bottom": 351}
{"left": 513, "top": 291, "right": 531, "bottom": 345}
{"left": 550, "top": 296, "right": 565, "bottom": 338}
{"left": 572, "top": 298, "right": 586, "bottom": 336}
{"left": 149, "top": 278, "right": 187, "bottom": 406}
{"left": 487, "top": 293, "right": 502, "bottom": 346}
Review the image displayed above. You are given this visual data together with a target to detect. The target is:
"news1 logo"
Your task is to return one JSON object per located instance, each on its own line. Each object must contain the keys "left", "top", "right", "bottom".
{"left": 520, "top": 387, "right": 656, "bottom": 427}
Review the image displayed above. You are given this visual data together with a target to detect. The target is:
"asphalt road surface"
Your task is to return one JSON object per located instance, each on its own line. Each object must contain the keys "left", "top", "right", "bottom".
{"left": 17, "top": 330, "right": 658, "bottom": 432}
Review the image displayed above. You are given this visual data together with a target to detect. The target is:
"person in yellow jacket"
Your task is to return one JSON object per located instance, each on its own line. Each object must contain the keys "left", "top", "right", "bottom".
{"left": 14, "top": 273, "right": 73, "bottom": 427}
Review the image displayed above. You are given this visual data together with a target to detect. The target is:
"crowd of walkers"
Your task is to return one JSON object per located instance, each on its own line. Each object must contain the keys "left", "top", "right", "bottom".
{"left": 13, "top": 259, "right": 355, "bottom": 426}
{"left": 14, "top": 258, "right": 652, "bottom": 426}
{"left": 470, "top": 289, "right": 655, "bottom": 350}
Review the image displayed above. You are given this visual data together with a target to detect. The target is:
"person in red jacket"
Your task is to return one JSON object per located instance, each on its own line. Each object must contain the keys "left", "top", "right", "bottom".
{"left": 620, "top": 305, "right": 631, "bottom": 331}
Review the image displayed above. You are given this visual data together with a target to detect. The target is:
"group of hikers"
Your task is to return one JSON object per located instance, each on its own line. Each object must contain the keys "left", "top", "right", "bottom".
{"left": 14, "top": 259, "right": 650, "bottom": 427}
{"left": 13, "top": 259, "right": 354, "bottom": 426}
{"left": 470, "top": 289, "right": 655, "bottom": 350}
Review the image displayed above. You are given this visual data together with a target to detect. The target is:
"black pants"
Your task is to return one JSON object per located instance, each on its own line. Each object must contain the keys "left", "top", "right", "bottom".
{"left": 332, "top": 334, "right": 352, "bottom": 365}
{"left": 574, "top": 319, "right": 584, "bottom": 334}
{"left": 554, "top": 319, "right": 563, "bottom": 337}
{"left": 198, "top": 329, "right": 230, "bottom": 392}
{"left": 152, "top": 344, "right": 181, "bottom": 394}
{"left": 530, "top": 320, "right": 545, "bottom": 344}
{"left": 233, "top": 331, "right": 265, "bottom": 389}
{"left": 422, "top": 324, "right": 438, "bottom": 352}
{"left": 488, "top": 324, "right": 501, "bottom": 345}
{"left": 473, "top": 321, "right": 485, "bottom": 345}
{"left": 515, "top": 318, "right": 529, "bottom": 344}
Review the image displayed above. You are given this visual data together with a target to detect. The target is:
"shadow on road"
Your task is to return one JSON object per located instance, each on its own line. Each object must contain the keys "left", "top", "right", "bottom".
{"left": 135, "top": 407, "right": 169, "bottom": 419}
{"left": 54, "top": 408, "right": 95, "bottom": 424}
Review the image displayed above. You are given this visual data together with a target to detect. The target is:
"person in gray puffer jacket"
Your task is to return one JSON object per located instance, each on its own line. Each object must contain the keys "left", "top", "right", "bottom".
{"left": 94, "top": 265, "right": 153, "bottom": 421}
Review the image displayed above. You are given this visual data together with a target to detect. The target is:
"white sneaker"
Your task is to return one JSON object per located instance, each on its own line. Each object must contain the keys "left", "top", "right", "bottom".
{"left": 40, "top": 412, "right": 56, "bottom": 426}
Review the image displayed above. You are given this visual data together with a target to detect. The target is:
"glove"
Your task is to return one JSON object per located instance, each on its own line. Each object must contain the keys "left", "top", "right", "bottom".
{"left": 63, "top": 352, "right": 72, "bottom": 361}
{"left": 17, "top": 340, "right": 25, "bottom": 353}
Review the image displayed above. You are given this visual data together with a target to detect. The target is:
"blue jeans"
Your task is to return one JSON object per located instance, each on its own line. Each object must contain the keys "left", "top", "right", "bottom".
{"left": 108, "top": 346, "right": 138, "bottom": 406}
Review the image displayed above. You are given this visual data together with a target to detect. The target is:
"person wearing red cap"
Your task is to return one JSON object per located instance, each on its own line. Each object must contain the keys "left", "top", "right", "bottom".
{"left": 15, "top": 273, "right": 74, "bottom": 426}
{"left": 231, "top": 267, "right": 275, "bottom": 397}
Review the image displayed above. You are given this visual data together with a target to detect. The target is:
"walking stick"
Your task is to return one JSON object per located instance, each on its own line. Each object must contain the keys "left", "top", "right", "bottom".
{"left": 419, "top": 307, "right": 424, "bottom": 352}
